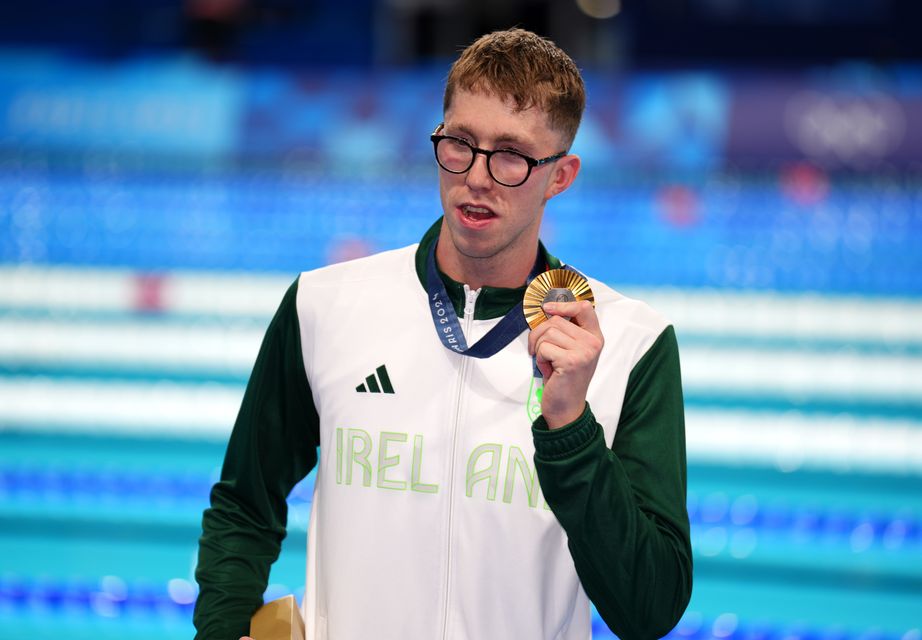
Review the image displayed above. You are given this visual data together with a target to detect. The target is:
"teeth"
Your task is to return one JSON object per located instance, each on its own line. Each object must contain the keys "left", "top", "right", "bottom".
{"left": 464, "top": 205, "right": 491, "bottom": 214}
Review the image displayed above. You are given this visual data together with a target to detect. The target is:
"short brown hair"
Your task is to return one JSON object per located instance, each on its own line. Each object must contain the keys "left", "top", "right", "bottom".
{"left": 444, "top": 28, "right": 586, "bottom": 148}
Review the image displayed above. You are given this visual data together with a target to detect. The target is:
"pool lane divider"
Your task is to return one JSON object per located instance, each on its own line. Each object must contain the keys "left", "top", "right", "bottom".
{"left": 1, "top": 573, "right": 919, "bottom": 640}
{"left": 0, "top": 465, "right": 917, "bottom": 548}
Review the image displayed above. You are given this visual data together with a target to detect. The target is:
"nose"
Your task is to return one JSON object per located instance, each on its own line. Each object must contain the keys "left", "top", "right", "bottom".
{"left": 465, "top": 151, "right": 493, "bottom": 190}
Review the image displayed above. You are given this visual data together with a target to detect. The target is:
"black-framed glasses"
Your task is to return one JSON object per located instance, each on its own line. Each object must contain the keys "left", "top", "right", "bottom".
{"left": 430, "top": 124, "right": 566, "bottom": 188}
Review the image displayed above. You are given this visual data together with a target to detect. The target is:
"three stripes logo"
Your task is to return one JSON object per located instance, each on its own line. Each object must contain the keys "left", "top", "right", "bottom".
{"left": 356, "top": 364, "right": 395, "bottom": 394}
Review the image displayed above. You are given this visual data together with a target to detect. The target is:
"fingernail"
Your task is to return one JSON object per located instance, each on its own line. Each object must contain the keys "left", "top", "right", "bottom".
{"left": 542, "top": 302, "right": 556, "bottom": 312}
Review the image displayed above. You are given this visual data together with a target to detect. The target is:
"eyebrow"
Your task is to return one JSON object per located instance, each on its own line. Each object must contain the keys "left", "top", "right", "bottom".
{"left": 446, "top": 122, "right": 533, "bottom": 151}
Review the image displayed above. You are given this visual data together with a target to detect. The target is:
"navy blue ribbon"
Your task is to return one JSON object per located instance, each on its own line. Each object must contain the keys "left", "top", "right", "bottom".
{"left": 426, "top": 240, "right": 543, "bottom": 359}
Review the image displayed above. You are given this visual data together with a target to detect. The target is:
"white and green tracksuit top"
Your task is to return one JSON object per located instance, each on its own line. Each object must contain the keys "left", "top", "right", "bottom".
{"left": 195, "top": 219, "right": 692, "bottom": 640}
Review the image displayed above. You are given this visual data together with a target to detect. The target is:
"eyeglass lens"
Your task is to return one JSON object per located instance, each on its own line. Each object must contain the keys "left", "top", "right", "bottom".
{"left": 436, "top": 138, "right": 530, "bottom": 186}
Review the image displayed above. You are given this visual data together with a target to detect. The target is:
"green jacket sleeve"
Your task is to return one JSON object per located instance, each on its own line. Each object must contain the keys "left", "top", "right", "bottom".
{"left": 193, "top": 279, "right": 320, "bottom": 640}
{"left": 533, "top": 325, "right": 692, "bottom": 640}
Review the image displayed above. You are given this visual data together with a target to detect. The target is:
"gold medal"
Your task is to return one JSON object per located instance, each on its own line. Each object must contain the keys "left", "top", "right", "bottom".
{"left": 523, "top": 269, "right": 594, "bottom": 329}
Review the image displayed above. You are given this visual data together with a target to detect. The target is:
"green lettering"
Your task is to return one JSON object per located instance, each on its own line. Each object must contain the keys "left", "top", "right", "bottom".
{"left": 335, "top": 427, "right": 344, "bottom": 485}
{"left": 345, "top": 428, "right": 373, "bottom": 487}
{"left": 411, "top": 434, "right": 439, "bottom": 493}
{"left": 504, "top": 446, "right": 539, "bottom": 508}
{"left": 377, "top": 432, "right": 408, "bottom": 490}
{"left": 466, "top": 443, "right": 502, "bottom": 500}
{"left": 526, "top": 377, "right": 544, "bottom": 422}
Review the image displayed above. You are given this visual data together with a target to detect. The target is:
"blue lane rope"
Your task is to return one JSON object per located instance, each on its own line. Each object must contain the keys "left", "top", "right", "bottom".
{"left": 1, "top": 574, "right": 917, "bottom": 640}
{"left": 1, "top": 467, "right": 917, "bottom": 547}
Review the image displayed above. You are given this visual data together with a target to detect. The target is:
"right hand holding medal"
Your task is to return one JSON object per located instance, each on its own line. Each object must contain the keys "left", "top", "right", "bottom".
{"left": 527, "top": 299, "right": 604, "bottom": 429}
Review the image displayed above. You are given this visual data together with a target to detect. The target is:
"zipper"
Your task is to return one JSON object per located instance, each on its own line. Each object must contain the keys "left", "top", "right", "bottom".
{"left": 439, "top": 284, "right": 479, "bottom": 640}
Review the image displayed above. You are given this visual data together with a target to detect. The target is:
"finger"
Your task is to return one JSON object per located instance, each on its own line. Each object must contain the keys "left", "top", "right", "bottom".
{"left": 533, "top": 324, "right": 581, "bottom": 356}
{"left": 535, "top": 351, "right": 553, "bottom": 379}
{"left": 534, "top": 340, "right": 568, "bottom": 372}
{"left": 543, "top": 300, "right": 601, "bottom": 334}
{"left": 531, "top": 325, "right": 580, "bottom": 367}
{"left": 535, "top": 332, "right": 600, "bottom": 374}
{"left": 528, "top": 317, "right": 558, "bottom": 355}
{"left": 529, "top": 313, "right": 596, "bottom": 357}
{"left": 531, "top": 311, "right": 584, "bottom": 340}
{"left": 534, "top": 323, "right": 587, "bottom": 358}
{"left": 541, "top": 314, "right": 589, "bottom": 340}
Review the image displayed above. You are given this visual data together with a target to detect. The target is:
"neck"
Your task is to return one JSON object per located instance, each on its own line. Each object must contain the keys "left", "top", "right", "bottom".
{"left": 435, "top": 237, "right": 537, "bottom": 291}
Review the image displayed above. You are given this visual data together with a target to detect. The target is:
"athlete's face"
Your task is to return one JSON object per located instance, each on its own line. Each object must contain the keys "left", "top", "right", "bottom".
{"left": 436, "top": 89, "right": 580, "bottom": 281}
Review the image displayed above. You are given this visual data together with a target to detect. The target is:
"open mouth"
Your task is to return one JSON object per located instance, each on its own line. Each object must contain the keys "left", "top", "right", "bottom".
{"left": 461, "top": 204, "right": 496, "bottom": 222}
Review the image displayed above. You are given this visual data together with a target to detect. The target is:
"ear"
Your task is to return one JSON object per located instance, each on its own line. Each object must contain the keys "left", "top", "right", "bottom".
{"left": 543, "top": 154, "right": 581, "bottom": 201}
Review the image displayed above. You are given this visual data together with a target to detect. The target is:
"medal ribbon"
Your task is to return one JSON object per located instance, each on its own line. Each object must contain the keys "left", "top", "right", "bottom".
{"left": 426, "top": 240, "right": 544, "bottom": 359}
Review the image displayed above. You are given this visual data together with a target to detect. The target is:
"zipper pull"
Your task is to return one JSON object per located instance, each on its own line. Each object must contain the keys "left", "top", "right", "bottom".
{"left": 463, "top": 285, "right": 479, "bottom": 318}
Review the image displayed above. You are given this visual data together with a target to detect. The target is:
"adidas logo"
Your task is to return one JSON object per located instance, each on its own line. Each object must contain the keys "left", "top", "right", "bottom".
{"left": 356, "top": 364, "right": 395, "bottom": 394}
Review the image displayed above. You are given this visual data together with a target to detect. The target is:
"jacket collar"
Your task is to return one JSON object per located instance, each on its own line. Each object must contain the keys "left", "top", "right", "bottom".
{"left": 413, "top": 217, "right": 562, "bottom": 321}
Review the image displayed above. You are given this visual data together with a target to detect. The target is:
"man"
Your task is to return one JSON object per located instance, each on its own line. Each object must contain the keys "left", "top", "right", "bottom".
{"left": 194, "top": 28, "right": 692, "bottom": 640}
